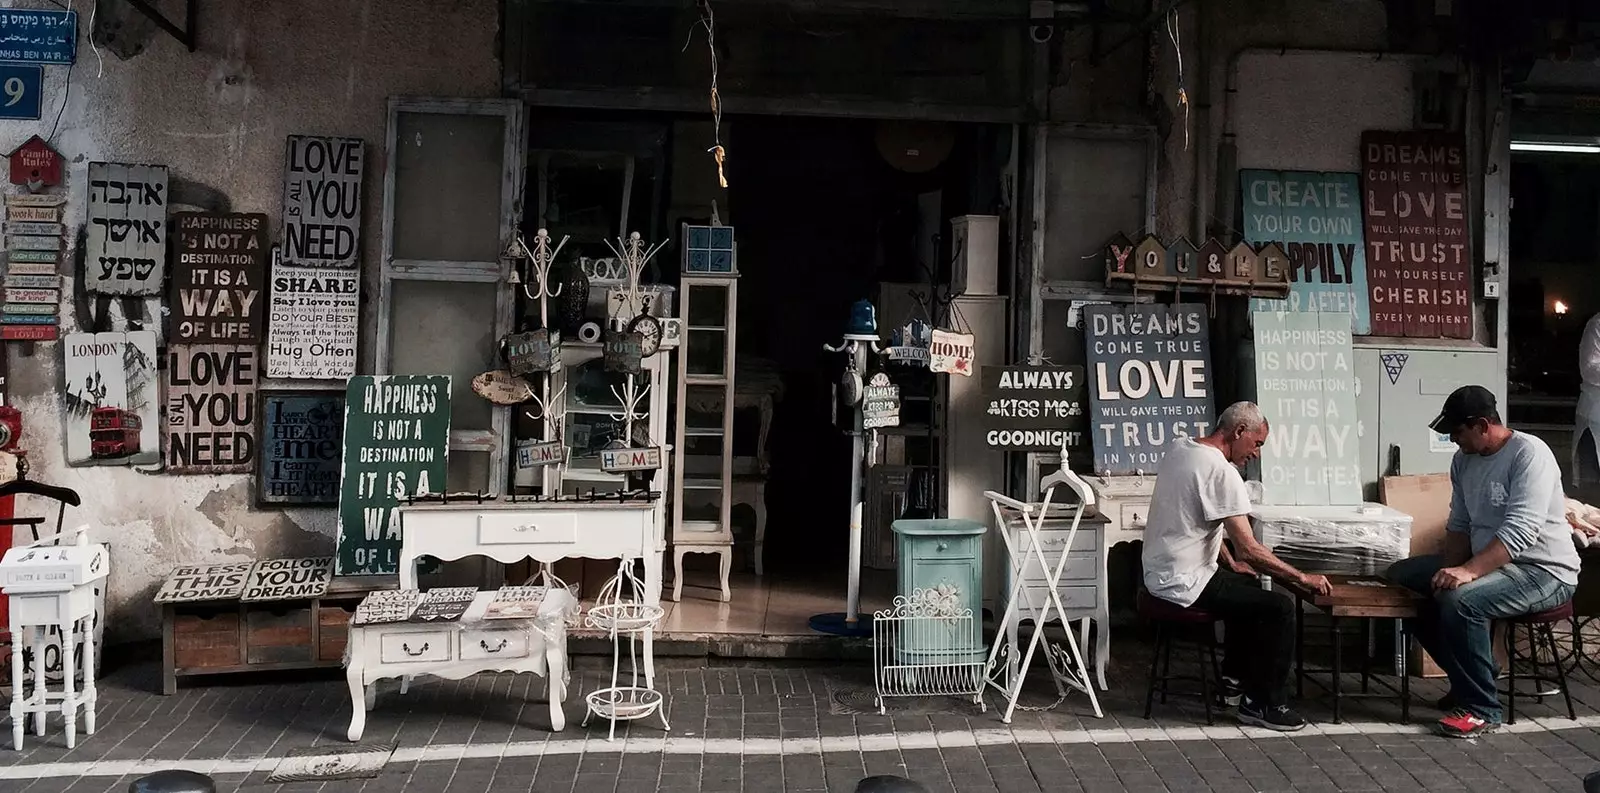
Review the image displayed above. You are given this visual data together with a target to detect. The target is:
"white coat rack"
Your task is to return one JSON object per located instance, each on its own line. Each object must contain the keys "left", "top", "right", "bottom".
{"left": 508, "top": 228, "right": 570, "bottom": 495}
{"left": 605, "top": 232, "right": 668, "bottom": 328}
{"left": 811, "top": 328, "right": 880, "bottom": 636}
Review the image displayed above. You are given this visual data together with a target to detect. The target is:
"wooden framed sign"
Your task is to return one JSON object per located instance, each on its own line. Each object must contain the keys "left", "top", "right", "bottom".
{"left": 256, "top": 390, "right": 345, "bottom": 506}
{"left": 337, "top": 375, "right": 451, "bottom": 576}
{"left": 980, "top": 365, "right": 1088, "bottom": 454}
{"left": 1241, "top": 169, "right": 1371, "bottom": 334}
{"left": 240, "top": 557, "right": 334, "bottom": 602}
{"left": 85, "top": 162, "right": 168, "bottom": 296}
{"left": 62, "top": 331, "right": 160, "bottom": 467}
{"left": 171, "top": 212, "right": 269, "bottom": 344}
{"left": 603, "top": 330, "right": 643, "bottom": 375}
{"left": 505, "top": 330, "right": 558, "bottom": 375}
{"left": 281, "top": 136, "right": 364, "bottom": 268}
{"left": 265, "top": 256, "right": 359, "bottom": 380}
{"left": 152, "top": 562, "right": 253, "bottom": 604}
{"left": 1083, "top": 303, "right": 1214, "bottom": 475}
{"left": 1360, "top": 130, "right": 1471, "bottom": 339}
{"left": 165, "top": 345, "right": 259, "bottom": 474}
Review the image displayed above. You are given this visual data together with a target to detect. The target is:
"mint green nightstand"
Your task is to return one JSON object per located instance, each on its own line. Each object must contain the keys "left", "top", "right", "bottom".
{"left": 890, "top": 518, "right": 986, "bottom": 662}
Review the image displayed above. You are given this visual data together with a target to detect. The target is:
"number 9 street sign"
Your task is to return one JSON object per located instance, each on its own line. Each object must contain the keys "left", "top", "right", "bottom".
{"left": 0, "top": 65, "right": 42, "bottom": 121}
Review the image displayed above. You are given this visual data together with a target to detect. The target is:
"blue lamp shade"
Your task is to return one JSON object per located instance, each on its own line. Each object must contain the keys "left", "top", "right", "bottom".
{"left": 683, "top": 224, "right": 737, "bottom": 275}
{"left": 847, "top": 300, "right": 878, "bottom": 337}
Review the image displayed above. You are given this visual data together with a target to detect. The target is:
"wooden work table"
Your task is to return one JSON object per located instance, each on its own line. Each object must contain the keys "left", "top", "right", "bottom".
{"left": 1277, "top": 574, "right": 1423, "bottom": 723}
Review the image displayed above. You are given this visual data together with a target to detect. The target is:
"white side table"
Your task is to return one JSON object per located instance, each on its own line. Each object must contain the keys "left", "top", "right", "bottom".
{"left": 9, "top": 587, "right": 98, "bottom": 750}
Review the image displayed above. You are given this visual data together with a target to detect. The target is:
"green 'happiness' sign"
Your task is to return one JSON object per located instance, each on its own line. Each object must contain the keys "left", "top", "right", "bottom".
{"left": 336, "top": 375, "right": 451, "bottom": 575}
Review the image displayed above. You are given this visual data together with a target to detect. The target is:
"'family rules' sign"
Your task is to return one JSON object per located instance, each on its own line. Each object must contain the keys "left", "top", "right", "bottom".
{"left": 1252, "top": 311, "right": 1361, "bottom": 506}
{"left": 280, "top": 136, "right": 363, "bottom": 269}
{"left": 1083, "top": 304, "right": 1214, "bottom": 475}
{"left": 336, "top": 375, "right": 451, "bottom": 576}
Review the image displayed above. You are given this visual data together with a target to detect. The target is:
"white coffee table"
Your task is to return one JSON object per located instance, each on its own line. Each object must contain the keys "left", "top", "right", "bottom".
{"left": 343, "top": 588, "right": 574, "bottom": 741}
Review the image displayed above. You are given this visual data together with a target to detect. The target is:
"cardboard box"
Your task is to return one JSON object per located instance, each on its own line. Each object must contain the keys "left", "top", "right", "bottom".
{"left": 1381, "top": 473, "right": 1453, "bottom": 557}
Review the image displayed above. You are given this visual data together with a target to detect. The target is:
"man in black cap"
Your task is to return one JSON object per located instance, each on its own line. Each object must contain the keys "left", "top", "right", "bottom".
{"left": 1386, "top": 385, "right": 1580, "bottom": 738}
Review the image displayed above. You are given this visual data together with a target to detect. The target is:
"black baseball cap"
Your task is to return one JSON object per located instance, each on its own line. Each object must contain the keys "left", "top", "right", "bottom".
{"left": 1429, "top": 385, "right": 1497, "bottom": 434}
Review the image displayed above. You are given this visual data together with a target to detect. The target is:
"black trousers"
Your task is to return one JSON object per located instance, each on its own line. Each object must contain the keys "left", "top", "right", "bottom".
{"left": 1190, "top": 569, "right": 1296, "bottom": 707}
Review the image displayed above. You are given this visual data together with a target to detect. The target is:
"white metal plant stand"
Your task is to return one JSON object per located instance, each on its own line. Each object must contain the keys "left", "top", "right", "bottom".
{"left": 872, "top": 588, "right": 986, "bottom": 714}
{"left": 582, "top": 562, "right": 670, "bottom": 741}
{"left": 981, "top": 463, "right": 1103, "bottom": 723}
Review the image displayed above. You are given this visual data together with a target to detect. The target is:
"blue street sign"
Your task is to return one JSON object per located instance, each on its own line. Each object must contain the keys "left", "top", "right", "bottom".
{"left": 0, "top": 65, "right": 43, "bottom": 121}
{"left": 0, "top": 10, "right": 76, "bottom": 65}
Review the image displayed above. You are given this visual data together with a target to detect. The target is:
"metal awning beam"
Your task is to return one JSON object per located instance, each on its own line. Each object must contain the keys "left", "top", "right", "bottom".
{"left": 122, "top": 0, "right": 196, "bottom": 52}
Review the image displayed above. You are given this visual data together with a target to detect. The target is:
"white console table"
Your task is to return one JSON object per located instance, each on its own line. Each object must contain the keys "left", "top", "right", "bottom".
{"left": 398, "top": 500, "right": 661, "bottom": 602}
{"left": 343, "top": 588, "right": 574, "bottom": 741}
{"left": 398, "top": 499, "right": 662, "bottom": 685}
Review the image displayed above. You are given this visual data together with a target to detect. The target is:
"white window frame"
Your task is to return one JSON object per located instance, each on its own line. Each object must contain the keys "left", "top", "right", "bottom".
{"left": 376, "top": 97, "right": 526, "bottom": 493}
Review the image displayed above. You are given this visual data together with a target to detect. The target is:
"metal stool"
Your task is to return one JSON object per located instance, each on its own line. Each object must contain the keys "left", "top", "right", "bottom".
{"left": 1139, "top": 589, "right": 1223, "bottom": 725}
{"left": 1504, "top": 600, "right": 1577, "bottom": 725}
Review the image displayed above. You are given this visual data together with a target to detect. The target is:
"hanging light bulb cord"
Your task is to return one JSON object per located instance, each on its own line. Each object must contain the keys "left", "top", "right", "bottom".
{"left": 686, "top": 0, "right": 727, "bottom": 188}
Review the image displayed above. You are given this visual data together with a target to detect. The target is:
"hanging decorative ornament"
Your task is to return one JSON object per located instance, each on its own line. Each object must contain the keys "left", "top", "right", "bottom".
{"left": 885, "top": 319, "right": 932, "bottom": 367}
{"left": 503, "top": 330, "right": 559, "bottom": 376}
{"left": 628, "top": 314, "right": 663, "bottom": 358}
{"left": 929, "top": 328, "right": 975, "bottom": 377}
{"left": 471, "top": 369, "right": 535, "bottom": 405}
{"left": 603, "top": 329, "right": 644, "bottom": 376}
{"left": 861, "top": 372, "right": 901, "bottom": 430}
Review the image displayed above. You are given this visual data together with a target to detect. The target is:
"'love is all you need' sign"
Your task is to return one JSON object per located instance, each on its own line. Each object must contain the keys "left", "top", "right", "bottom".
{"left": 1083, "top": 304, "right": 1214, "bottom": 475}
{"left": 1252, "top": 311, "right": 1361, "bottom": 506}
{"left": 336, "top": 376, "right": 451, "bottom": 576}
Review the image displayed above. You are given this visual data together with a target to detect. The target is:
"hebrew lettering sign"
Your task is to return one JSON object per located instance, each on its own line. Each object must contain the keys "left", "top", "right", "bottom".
{"left": 85, "top": 162, "right": 167, "bottom": 295}
{"left": 1083, "top": 304, "right": 1214, "bottom": 476}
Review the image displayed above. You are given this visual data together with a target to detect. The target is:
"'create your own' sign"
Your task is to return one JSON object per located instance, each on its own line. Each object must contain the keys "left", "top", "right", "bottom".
{"left": 337, "top": 376, "right": 451, "bottom": 576}
{"left": 1252, "top": 311, "right": 1361, "bottom": 506}
{"left": 1240, "top": 170, "right": 1371, "bottom": 335}
{"left": 1083, "top": 304, "right": 1214, "bottom": 475}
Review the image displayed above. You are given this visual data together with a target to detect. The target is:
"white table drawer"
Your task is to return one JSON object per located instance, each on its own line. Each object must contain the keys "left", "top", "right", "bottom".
{"left": 1018, "top": 529, "right": 1099, "bottom": 556}
{"left": 1016, "top": 551, "right": 1099, "bottom": 586}
{"left": 460, "top": 629, "right": 531, "bottom": 661}
{"left": 379, "top": 632, "right": 452, "bottom": 664}
{"left": 1019, "top": 585, "right": 1097, "bottom": 613}
{"left": 477, "top": 513, "right": 578, "bottom": 546}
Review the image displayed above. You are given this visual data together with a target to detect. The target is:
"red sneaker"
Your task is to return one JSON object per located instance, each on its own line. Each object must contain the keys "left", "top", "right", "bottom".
{"left": 1437, "top": 709, "right": 1497, "bottom": 738}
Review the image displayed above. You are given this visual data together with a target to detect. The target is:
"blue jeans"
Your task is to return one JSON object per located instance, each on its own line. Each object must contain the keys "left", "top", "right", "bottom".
{"left": 1385, "top": 555, "right": 1574, "bottom": 723}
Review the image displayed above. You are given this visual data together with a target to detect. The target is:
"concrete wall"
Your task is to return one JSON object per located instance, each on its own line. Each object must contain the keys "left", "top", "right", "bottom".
{"left": 4, "top": 0, "right": 499, "bottom": 643}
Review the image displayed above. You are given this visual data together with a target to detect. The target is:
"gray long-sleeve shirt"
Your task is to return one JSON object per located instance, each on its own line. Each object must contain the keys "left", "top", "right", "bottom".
{"left": 1448, "top": 432, "right": 1581, "bottom": 587}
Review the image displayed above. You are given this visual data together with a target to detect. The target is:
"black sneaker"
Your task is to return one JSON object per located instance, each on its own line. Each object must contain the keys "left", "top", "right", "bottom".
{"left": 1238, "top": 697, "right": 1308, "bottom": 732}
{"left": 1215, "top": 676, "right": 1243, "bottom": 709}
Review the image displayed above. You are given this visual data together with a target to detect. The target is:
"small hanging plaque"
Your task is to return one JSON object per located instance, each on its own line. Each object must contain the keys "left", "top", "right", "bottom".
{"left": 600, "top": 445, "right": 663, "bottom": 472}
{"left": 515, "top": 438, "right": 566, "bottom": 470}
{"left": 471, "top": 370, "right": 534, "bottom": 405}
{"left": 603, "top": 330, "right": 643, "bottom": 375}
{"left": 862, "top": 372, "right": 901, "bottom": 430}
{"left": 505, "top": 330, "right": 559, "bottom": 375}
{"left": 929, "top": 329, "right": 975, "bottom": 377}
{"left": 885, "top": 319, "right": 931, "bottom": 367}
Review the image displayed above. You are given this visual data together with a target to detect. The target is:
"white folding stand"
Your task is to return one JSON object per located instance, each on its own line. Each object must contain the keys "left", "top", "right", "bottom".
{"left": 981, "top": 464, "right": 1102, "bottom": 723}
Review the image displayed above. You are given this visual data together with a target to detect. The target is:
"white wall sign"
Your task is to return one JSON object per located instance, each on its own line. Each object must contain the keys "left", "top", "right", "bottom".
{"left": 266, "top": 252, "right": 358, "bottom": 380}
{"left": 85, "top": 162, "right": 169, "bottom": 295}
{"left": 280, "top": 135, "right": 364, "bottom": 268}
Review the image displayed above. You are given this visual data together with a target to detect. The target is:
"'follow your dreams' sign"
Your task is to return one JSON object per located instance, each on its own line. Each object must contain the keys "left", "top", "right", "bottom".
{"left": 1083, "top": 304, "right": 1214, "bottom": 475}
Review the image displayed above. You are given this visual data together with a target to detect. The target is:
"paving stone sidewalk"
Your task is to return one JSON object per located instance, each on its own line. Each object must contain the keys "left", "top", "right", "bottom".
{"left": 5, "top": 650, "right": 1600, "bottom": 793}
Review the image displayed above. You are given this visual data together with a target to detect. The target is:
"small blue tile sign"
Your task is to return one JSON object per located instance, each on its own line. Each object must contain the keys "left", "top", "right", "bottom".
{"left": 0, "top": 10, "right": 76, "bottom": 65}
{"left": 682, "top": 223, "right": 736, "bottom": 275}
{"left": 0, "top": 65, "right": 41, "bottom": 120}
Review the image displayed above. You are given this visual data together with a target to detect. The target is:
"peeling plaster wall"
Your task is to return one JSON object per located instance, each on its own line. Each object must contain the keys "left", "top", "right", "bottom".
{"left": 0, "top": 0, "right": 499, "bottom": 644}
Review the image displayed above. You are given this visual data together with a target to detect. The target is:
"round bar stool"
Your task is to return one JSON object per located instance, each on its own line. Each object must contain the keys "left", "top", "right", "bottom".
{"left": 1139, "top": 588, "right": 1224, "bottom": 725}
{"left": 1504, "top": 600, "right": 1578, "bottom": 725}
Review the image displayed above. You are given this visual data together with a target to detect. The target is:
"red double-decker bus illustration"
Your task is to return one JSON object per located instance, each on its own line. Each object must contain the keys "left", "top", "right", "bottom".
{"left": 89, "top": 407, "right": 141, "bottom": 459}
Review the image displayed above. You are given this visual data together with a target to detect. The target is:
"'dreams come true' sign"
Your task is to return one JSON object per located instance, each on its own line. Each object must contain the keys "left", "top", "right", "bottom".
{"left": 1083, "top": 303, "right": 1214, "bottom": 475}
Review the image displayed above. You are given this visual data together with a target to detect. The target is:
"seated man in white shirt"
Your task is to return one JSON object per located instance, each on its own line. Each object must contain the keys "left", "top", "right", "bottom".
{"left": 1142, "top": 402, "right": 1331, "bottom": 732}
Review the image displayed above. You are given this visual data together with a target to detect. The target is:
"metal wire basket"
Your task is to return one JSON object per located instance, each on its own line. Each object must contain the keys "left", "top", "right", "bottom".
{"left": 585, "top": 686, "right": 665, "bottom": 721}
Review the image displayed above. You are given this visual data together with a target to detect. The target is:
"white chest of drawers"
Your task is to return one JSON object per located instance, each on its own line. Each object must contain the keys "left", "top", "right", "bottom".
{"left": 999, "top": 515, "right": 1111, "bottom": 691}
{"left": 342, "top": 589, "right": 574, "bottom": 741}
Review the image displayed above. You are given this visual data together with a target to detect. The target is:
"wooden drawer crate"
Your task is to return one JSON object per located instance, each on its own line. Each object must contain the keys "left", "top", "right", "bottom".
{"left": 161, "top": 580, "right": 380, "bottom": 694}
{"left": 173, "top": 610, "right": 242, "bottom": 670}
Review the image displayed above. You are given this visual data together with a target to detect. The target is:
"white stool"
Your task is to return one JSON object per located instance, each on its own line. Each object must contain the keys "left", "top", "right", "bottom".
{"left": 9, "top": 586, "right": 97, "bottom": 750}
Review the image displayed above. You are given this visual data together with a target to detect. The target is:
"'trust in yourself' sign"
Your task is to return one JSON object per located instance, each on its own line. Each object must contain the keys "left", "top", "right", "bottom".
{"left": 1083, "top": 303, "right": 1214, "bottom": 475}
{"left": 1360, "top": 130, "right": 1471, "bottom": 339}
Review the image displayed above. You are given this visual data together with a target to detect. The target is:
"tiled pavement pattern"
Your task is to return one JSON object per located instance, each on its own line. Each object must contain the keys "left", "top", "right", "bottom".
{"left": 6, "top": 650, "right": 1600, "bottom": 793}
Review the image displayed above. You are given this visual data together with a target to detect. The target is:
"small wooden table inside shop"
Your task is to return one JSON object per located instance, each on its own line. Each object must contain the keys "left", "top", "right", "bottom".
{"left": 1279, "top": 573, "right": 1422, "bottom": 724}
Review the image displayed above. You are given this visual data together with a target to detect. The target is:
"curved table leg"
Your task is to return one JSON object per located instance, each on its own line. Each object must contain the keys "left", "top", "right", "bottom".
{"left": 1095, "top": 617, "right": 1110, "bottom": 691}
{"left": 346, "top": 671, "right": 367, "bottom": 742}
{"left": 546, "top": 645, "right": 567, "bottom": 732}
{"left": 644, "top": 628, "right": 656, "bottom": 690}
